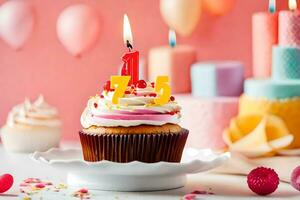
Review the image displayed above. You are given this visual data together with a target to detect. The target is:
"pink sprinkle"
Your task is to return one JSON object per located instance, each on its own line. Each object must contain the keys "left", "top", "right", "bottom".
{"left": 24, "top": 178, "right": 41, "bottom": 184}
{"left": 191, "top": 190, "right": 208, "bottom": 194}
{"left": 183, "top": 194, "right": 197, "bottom": 200}
{"left": 19, "top": 182, "right": 29, "bottom": 187}
{"left": 35, "top": 183, "right": 46, "bottom": 188}
{"left": 44, "top": 182, "right": 53, "bottom": 186}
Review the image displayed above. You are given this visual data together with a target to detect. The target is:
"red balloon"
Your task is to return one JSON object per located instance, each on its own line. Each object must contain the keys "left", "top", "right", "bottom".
{"left": 0, "top": 174, "right": 14, "bottom": 193}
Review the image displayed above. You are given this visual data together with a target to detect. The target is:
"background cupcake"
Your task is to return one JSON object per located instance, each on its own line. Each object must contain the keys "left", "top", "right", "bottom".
{"left": 1, "top": 95, "right": 61, "bottom": 153}
{"left": 79, "top": 80, "right": 188, "bottom": 163}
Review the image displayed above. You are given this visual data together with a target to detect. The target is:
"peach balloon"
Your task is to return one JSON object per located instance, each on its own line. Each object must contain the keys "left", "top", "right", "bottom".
{"left": 203, "top": 0, "right": 236, "bottom": 16}
{"left": 0, "top": 0, "right": 35, "bottom": 50}
{"left": 160, "top": 0, "right": 202, "bottom": 37}
{"left": 57, "top": 4, "right": 100, "bottom": 57}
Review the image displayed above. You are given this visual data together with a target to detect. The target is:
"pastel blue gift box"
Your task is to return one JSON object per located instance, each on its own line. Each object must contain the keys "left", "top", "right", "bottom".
{"left": 191, "top": 61, "right": 244, "bottom": 97}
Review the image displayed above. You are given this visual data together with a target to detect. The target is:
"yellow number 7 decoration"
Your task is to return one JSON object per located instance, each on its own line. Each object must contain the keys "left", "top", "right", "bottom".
{"left": 110, "top": 76, "right": 130, "bottom": 104}
{"left": 154, "top": 76, "right": 171, "bottom": 105}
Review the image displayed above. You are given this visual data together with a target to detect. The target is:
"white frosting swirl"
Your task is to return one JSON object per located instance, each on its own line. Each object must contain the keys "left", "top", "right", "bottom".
{"left": 81, "top": 83, "right": 181, "bottom": 128}
{"left": 7, "top": 95, "right": 61, "bottom": 128}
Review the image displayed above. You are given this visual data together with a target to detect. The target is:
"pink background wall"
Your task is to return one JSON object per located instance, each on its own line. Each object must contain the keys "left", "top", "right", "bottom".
{"left": 0, "top": 0, "right": 288, "bottom": 140}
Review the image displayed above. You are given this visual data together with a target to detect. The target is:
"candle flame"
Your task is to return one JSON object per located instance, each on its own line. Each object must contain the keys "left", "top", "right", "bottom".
{"left": 123, "top": 14, "right": 133, "bottom": 49}
{"left": 269, "top": 0, "right": 276, "bottom": 13}
{"left": 169, "top": 29, "right": 176, "bottom": 48}
{"left": 289, "top": 0, "right": 297, "bottom": 10}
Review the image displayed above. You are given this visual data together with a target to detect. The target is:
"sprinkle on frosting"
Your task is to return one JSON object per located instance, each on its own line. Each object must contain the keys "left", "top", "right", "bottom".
{"left": 7, "top": 95, "right": 61, "bottom": 128}
{"left": 81, "top": 81, "right": 181, "bottom": 128}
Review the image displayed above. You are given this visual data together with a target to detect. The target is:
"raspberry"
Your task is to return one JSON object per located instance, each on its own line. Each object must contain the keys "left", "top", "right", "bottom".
{"left": 247, "top": 167, "right": 279, "bottom": 196}
{"left": 291, "top": 165, "right": 300, "bottom": 191}
{"left": 103, "top": 81, "right": 111, "bottom": 91}
{"left": 137, "top": 80, "right": 147, "bottom": 88}
{"left": 94, "top": 103, "right": 98, "bottom": 108}
{"left": 149, "top": 93, "right": 157, "bottom": 97}
{"left": 170, "top": 96, "right": 175, "bottom": 101}
{"left": 125, "top": 90, "right": 131, "bottom": 95}
{"left": 151, "top": 82, "right": 155, "bottom": 88}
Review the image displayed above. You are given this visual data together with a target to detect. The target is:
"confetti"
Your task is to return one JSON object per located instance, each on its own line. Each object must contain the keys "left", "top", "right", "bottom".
{"left": 73, "top": 188, "right": 91, "bottom": 199}
{"left": 35, "top": 183, "right": 46, "bottom": 189}
{"left": 24, "top": 178, "right": 41, "bottom": 184}
{"left": 183, "top": 190, "right": 214, "bottom": 200}
{"left": 19, "top": 178, "right": 92, "bottom": 199}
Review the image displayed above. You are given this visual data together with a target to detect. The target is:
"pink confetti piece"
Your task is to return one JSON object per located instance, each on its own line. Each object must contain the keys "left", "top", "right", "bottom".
{"left": 34, "top": 183, "right": 46, "bottom": 189}
{"left": 19, "top": 183, "right": 29, "bottom": 187}
{"left": 183, "top": 194, "right": 197, "bottom": 200}
{"left": 43, "top": 182, "right": 53, "bottom": 186}
{"left": 183, "top": 190, "right": 214, "bottom": 200}
{"left": 191, "top": 190, "right": 214, "bottom": 195}
{"left": 78, "top": 188, "right": 88, "bottom": 193}
{"left": 24, "top": 178, "right": 41, "bottom": 184}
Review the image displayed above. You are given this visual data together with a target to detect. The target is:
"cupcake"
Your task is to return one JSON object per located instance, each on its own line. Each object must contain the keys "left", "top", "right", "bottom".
{"left": 1, "top": 95, "right": 61, "bottom": 153}
{"left": 80, "top": 80, "right": 188, "bottom": 163}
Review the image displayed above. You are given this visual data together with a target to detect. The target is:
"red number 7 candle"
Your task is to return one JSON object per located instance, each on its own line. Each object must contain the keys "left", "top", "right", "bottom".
{"left": 121, "top": 14, "right": 139, "bottom": 85}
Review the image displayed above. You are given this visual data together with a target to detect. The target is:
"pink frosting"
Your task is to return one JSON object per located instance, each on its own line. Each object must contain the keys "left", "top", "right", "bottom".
{"left": 93, "top": 113, "right": 176, "bottom": 121}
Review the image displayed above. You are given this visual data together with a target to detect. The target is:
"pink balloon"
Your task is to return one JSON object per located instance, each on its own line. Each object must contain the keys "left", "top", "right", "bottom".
{"left": 57, "top": 4, "right": 100, "bottom": 57}
{"left": 0, "top": 0, "right": 35, "bottom": 50}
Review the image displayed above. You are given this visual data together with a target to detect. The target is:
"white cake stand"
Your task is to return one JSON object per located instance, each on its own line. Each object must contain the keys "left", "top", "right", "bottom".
{"left": 31, "top": 148, "right": 230, "bottom": 191}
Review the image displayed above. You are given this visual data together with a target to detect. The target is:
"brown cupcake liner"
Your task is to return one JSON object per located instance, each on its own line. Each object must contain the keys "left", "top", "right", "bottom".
{"left": 79, "top": 129, "right": 189, "bottom": 163}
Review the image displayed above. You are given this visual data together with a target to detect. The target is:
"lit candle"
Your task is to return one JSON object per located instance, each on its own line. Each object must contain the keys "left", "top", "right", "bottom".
{"left": 289, "top": 0, "right": 297, "bottom": 11}
{"left": 148, "top": 29, "right": 197, "bottom": 93}
{"left": 252, "top": 0, "right": 278, "bottom": 78}
{"left": 121, "top": 14, "right": 139, "bottom": 85}
{"left": 168, "top": 29, "right": 176, "bottom": 48}
{"left": 269, "top": 0, "right": 276, "bottom": 13}
{"left": 278, "top": 0, "right": 300, "bottom": 46}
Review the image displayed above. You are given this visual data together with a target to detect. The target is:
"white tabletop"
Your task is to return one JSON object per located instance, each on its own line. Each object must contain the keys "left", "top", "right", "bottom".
{"left": 0, "top": 143, "right": 299, "bottom": 200}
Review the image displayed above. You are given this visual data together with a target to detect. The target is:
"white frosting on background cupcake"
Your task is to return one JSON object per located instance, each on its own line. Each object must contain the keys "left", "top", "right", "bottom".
{"left": 1, "top": 95, "right": 61, "bottom": 153}
{"left": 7, "top": 95, "right": 61, "bottom": 128}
